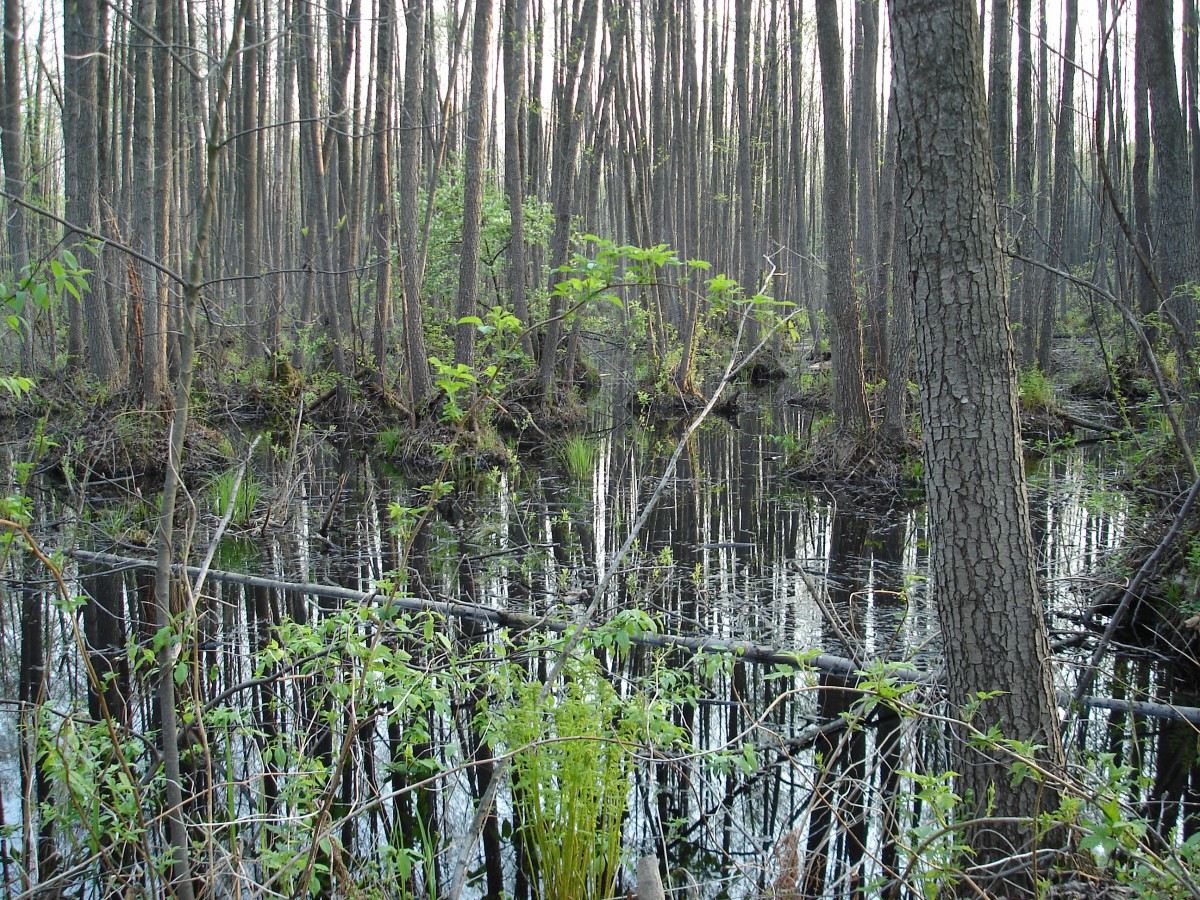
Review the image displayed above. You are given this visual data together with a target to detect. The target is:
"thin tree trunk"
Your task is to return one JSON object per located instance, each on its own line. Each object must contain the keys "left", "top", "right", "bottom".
{"left": 400, "top": 0, "right": 433, "bottom": 408}
{"left": 1011, "top": 0, "right": 1035, "bottom": 339}
{"left": 501, "top": 0, "right": 535, "bottom": 360}
{"left": 538, "top": 0, "right": 599, "bottom": 404}
{"left": 63, "top": 0, "right": 118, "bottom": 382}
{"left": 816, "top": 0, "right": 870, "bottom": 437}
{"left": 1, "top": 0, "right": 30, "bottom": 372}
{"left": 238, "top": 0, "right": 261, "bottom": 357}
{"left": 1035, "top": 0, "right": 1076, "bottom": 372}
{"left": 151, "top": 5, "right": 248, "bottom": 896}
{"left": 369, "top": 0, "right": 396, "bottom": 390}
{"left": 453, "top": 0, "right": 494, "bottom": 370}
{"left": 130, "top": 0, "right": 156, "bottom": 404}
{"left": 852, "top": 0, "right": 882, "bottom": 376}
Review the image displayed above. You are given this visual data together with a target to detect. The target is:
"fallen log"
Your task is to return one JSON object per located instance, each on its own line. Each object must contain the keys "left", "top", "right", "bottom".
{"left": 68, "top": 549, "right": 1200, "bottom": 724}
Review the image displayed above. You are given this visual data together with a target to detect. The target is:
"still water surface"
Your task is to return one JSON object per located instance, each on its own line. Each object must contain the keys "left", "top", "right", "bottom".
{"left": 14, "top": 394, "right": 1198, "bottom": 897}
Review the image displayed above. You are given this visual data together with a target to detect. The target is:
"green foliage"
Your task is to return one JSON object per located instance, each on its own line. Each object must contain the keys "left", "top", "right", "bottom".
{"left": 418, "top": 162, "right": 551, "bottom": 350}
{"left": 209, "top": 466, "right": 260, "bottom": 525}
{"left": 1018, "top": 366, "right": 1054, "bottom": 412}
{"left": 489, "top": 650, "right": 637, "bottom": 900}
{"left": 553, "top": 236, "right": 794, "bottom": 394}
{"left": 557, "top": 434, "right": 596, "bottom": 483}
{"left": 1, "top": 248, "right": 90, "bottom": 345}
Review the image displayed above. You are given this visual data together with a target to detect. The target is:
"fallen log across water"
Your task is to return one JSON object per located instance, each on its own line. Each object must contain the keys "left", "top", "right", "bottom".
{"left": 69, "top": 548, "right": 1200, "bottom": 724}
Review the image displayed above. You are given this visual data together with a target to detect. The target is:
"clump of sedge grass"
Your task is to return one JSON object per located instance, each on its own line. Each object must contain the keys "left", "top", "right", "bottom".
{"left": 558, "top": 434, "right": 597, "bottom": 484}
{"left": 210, "top": 467, "right": 260, "bottom": 525}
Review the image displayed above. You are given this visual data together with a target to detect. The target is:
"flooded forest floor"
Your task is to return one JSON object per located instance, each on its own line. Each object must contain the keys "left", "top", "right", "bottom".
{"left": 0, "top": 349, "right": 1198, "bottom": 899}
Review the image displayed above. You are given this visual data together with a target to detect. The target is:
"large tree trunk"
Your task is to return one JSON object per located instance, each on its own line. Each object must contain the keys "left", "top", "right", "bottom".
{"left": 816, "top": 0, "right": 870, "bottom": 437}
{"left": 1141, "top": 0, "right": 1200, "bottom": 438}
{"left": 891, "top": 0, "right": 1065, "bottom": 891}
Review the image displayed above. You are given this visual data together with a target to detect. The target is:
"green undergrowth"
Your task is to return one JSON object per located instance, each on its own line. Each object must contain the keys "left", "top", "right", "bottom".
{"left": 16, "top": 583, "right": 1200, "bottom": 898}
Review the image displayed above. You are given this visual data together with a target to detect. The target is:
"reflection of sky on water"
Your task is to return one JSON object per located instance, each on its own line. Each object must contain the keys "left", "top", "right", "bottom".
{"left": 11, "top": 399, "right": 1190, "bottom": 898}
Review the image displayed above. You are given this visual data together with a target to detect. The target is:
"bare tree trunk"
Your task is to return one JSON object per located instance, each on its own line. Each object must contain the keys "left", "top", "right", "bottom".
{"left": 988, "top": 0, "right": 1013, "bottom": 221}
{"left": 454, "top": 0, "right": 494, "bottom": 370}
{"left": 816, "top": 0, "right": 870, "bottom": 437}
{"left": 1186, "top": 0, "right": 1200, "bottom": 252}
{"left": 891, "top": 3, "right": 1065, "bottom": 891}
{"left": 1035, "top": 0, "right": 1076, "bottom": 372}
{"left": 399, "top": 0, "right": 433, "bottom": 409}
{"left": 149, "top": 0, "right": 173, "bottom": 402}
{"left": 882, "top": 91, "right": 912, "bottom": 441}
{"left": 734, "top": 0, "right": 756, "bottom": 313}
{"left": 1133, "top": 1, "right": 1157, "bottom": 353}
{"left": 852, "top": 0, "right": 883, "bottom": 376}
{"left": 501, "top": 0, "right": 535, "bottom": 360}
{"left": 129, "top": 0, "right": 156, "bottom": 403}
{"left": 152, "top": 8, "right": 247, "bottom": 898}
{"left": 1142, "top": 0, "right": 1200, "bottom": 438}
{"left": 295, "top": 0, "right": 350, "bottom": 397}
{"left": 369, "top": 0, "right": 396, "bottom": 390}
{"left": 1011, "top": 0, "right": 1035, "bottom": 339}
{"left": 1, "top": 0, "right": 30, "bottom": 372}
{"left": 538, "top": 0, "right": 599, "bottom": 404}
{"left": 63, "top": 0, "right": 118, "bottom": 383}
{"left": 238, "top": 0, "right": 261, "bottom": 356}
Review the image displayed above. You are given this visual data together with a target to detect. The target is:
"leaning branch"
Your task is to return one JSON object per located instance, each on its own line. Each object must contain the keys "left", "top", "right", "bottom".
{"left": 68, "top": 552, "right": 1200, "bottom": 727}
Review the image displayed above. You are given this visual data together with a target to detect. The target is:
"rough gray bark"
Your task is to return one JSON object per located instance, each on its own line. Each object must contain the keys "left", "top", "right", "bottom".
{"left": 816, "top": 0, "right": 870, "bottom": 436}
{"left": 150, "top": 0, "right": 173, "bottom": 397}
{"left": 988, "top": 0, "right": 1012, "bottom": 213}
{"left": 294, "top": 0, "right": 344, "bottom": 382}
{"left": 129, "top": 0, "right": 157, "bottom": 403}
{"left": 237, "top": 0, "right": 261, "bottom": 360}
{"left": 891, "top": 0, "right": 1065, "bottom": 889}
{"left": 1133, "top": 2, "right": 1157, "bottom": 352}
{"left": 1141, "top": 0, "right": 1199, "bottom": 395}
{"left": 1187, "top": 0, "right": 1200, "bottom": 252}
{"left": 882, "top": 91, "right": 912, "bottom": 440}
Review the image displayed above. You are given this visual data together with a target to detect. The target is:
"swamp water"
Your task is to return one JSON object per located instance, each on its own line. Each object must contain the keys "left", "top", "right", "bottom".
{"left": 5, "top": 397, "right": 1197, "bottom": 898}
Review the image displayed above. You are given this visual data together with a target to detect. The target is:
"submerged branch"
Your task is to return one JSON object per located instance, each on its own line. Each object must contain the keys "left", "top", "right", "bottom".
{"left": 67, "top": 549, "right": 1200, "bottom": 725}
